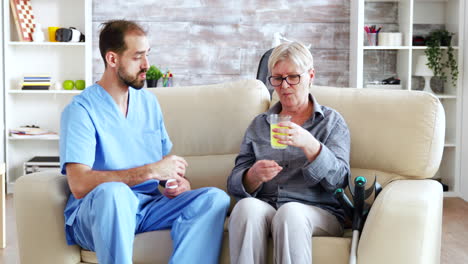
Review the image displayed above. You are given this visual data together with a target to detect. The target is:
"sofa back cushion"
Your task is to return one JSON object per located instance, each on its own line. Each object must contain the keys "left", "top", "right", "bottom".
{"left": 272, "top": 85, "right": 445, "bottom": 183}
{"left": 150, "top": 80, "right": 270, "bottom": 190}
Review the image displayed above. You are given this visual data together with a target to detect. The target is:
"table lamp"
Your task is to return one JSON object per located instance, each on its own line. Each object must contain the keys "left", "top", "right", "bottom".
{"left": 414, "top": 55, "right": 434, "bottom": 93}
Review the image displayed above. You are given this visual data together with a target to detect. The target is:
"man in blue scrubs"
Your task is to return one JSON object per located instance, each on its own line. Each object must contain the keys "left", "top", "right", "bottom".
{"left": 59, "top": 20, "right": 230, "bottom": 264}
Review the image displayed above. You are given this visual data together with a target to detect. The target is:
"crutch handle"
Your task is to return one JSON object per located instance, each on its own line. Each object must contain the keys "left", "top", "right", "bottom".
{"left": 352, "top": 176, "right": 367, "bottom": 231}
{"left": 334, "top": 188, "right": 354, "bottom": 219}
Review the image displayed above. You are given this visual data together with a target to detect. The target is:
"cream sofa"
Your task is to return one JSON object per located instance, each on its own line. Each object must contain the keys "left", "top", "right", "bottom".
{"left": 15, "top": 79, "right": 444, "bottom": 264}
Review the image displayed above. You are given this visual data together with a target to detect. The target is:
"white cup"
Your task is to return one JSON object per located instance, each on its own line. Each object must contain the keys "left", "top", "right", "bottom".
{"left": 165, "top": 179, "right": 178, "bottom": 189}
{"left": 365, "top": 33, "right": 378, "bottom": 46}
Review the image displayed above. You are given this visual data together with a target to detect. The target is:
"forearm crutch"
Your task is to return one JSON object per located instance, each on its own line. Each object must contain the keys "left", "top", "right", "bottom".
{"left": 335, "top": 176, "right": 381, "bottom": 264}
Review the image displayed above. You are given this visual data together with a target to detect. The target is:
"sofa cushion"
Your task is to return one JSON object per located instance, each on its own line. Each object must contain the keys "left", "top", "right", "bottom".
{"left": 151, "top": 79, "right": 270, "bottom": 157}
{"left": 272, "top": 85, "right": 445, "bottom": 181}
{"left": 80, "top": 233, "right": 351, "bottom": 264}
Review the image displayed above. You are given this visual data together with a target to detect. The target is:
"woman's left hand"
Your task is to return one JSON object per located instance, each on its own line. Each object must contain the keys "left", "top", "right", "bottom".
{"left": 273, "top": 121, "right": 322, "bottom": 161}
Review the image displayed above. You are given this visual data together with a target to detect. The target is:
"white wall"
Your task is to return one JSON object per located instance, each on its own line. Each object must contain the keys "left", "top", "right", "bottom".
{"left": 460, "top": 0, "right": 468, "bottom": 201}
{"left": 92, "top": 0, "right": 351, "bottom": 87}
{"left": 0, "top": 1, "right": 4, "bottom": 165}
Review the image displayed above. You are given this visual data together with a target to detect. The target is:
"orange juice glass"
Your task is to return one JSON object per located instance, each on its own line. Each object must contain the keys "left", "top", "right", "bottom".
{"left": 270, "top": 114, "right": 291, "bottom": 149}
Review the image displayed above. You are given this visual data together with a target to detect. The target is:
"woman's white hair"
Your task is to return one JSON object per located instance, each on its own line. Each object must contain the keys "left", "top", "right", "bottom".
{"left": 268, "top": 41, "right": 314, "bottom": 73}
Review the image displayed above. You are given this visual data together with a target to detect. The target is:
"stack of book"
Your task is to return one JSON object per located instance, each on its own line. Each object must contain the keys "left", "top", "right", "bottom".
{"left": 10, "top": 126, "right": 58, "bottom": 139}
{"left": 21, "top": 75, "right": 51, "bottom": 90}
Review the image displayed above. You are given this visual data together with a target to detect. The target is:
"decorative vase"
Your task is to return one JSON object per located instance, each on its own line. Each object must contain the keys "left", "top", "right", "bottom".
{"left": 146, "top": 79, "right": 158, "bottom": 88}
{"left": 430, "top": 77, "right": 445, "bottom": 94}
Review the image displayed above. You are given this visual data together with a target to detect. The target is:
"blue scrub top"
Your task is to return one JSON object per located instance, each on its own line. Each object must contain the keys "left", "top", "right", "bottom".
{"left": 59, "top": 83, "right": 172, "bottom": 244}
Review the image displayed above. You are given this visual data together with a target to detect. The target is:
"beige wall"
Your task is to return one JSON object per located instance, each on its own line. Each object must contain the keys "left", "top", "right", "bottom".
{"left": 92, "top": 0, "right": 350, "bottom": 87}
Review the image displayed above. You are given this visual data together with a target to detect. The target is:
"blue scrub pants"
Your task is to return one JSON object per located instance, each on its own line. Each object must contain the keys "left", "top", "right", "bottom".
{"left": 69, "top": 182, "right": 230, "bottom": 264}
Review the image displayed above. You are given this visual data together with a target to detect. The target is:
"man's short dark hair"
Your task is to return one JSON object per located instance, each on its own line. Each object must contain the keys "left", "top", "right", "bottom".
{"left": 99, "top": 20, "right": 146, "bottom": 67}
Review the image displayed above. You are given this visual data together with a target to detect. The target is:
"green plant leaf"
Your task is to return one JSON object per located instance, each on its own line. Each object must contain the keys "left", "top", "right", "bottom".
{"left": 146, "top": 65, "right": 163, "bottom": 80}
{"left": 424, "top": 29, "right": 458, "bottom": 87}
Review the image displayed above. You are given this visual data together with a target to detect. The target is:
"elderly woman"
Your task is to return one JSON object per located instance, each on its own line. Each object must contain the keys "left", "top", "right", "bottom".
{"left": 227, "top": 42, "right": 350, "bottom": 264}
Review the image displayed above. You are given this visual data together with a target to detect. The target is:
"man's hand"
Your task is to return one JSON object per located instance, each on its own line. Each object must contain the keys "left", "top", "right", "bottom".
{"left": 66, "top": 155, "right": 189, "bottom": 199}
{"left": 150, "top": 155, "right": 188, "bottom": 181}
{"left": 243, "top": 160, "right": 282, "bottom": 193}
{"left": 163, "top": 175, "right": 191, "bottom": 199}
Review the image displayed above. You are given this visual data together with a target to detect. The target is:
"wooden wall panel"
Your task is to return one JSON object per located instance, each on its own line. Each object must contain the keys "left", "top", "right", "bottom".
{"left": 365, "top": 2, "right": 398, "bottom": 24}
{"left": 92, "top": 0, "right": 350, "bottom": 87}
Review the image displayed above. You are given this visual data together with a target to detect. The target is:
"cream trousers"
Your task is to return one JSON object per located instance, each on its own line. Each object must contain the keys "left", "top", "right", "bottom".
{"left": 228, "top": 197, "right": 342, "bottom": 264}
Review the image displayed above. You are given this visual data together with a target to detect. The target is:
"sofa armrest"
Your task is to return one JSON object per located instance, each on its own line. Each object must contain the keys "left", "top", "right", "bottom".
{"left": 357, "top": 180, "right": 442, "bottom": 264}
{"left": 15, "top": 171, "right": 81, "bottom": 264}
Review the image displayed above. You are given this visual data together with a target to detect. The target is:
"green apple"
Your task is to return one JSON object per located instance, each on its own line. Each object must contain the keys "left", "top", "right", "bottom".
{"left": 75, "top": 80, "right": 86, "bottom": 90}
{"left": 63, "top": 80, "right": 75, "bottom": 90}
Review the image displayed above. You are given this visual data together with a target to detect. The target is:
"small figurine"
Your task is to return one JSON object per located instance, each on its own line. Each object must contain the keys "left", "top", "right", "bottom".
{"left": 32, "top": 23, "right": 45, "bottom": 42}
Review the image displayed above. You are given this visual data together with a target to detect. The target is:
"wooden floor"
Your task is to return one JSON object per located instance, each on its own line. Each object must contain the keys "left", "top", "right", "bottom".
{"left": 440, "top": 197, "right": 468, "bottom": 264}
{"left": 0, "top": 195, "right": 18, "bottom": 264}
{"left": 0, "top": 195, "right": 467, "bottom": 264}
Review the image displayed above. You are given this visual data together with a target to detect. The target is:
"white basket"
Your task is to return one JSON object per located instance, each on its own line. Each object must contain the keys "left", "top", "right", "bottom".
{"left": 378, "top": 33, "right": 402, "bottom": 46}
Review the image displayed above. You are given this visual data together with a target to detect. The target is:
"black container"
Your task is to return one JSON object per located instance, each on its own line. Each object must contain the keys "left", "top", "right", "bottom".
{"left": 440, "top": 36, "right": 452, "bottom": 46}
{"left": 146, "top": 79, "right": 158, "bottom": 88}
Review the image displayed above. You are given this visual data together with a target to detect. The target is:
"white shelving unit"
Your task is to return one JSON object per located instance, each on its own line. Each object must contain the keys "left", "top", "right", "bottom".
{"left": 2, "top": 0, "right": 92, "bottom": 193}
{"left": 8, "top": 90, "right": 82, "bottom": 94}
{"left": 0, "top": 2, "right": 4, "bottom": 168}
{"left": 460, "top": 0, "right": 468, "bottom": 201}
{"left": 350, "top": 0, "right": 465, "bottom": 196}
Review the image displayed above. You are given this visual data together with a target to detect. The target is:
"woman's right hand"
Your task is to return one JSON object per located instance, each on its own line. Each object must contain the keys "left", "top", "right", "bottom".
{"left": 243, "top": 160, "right": 282, "bottom": 193}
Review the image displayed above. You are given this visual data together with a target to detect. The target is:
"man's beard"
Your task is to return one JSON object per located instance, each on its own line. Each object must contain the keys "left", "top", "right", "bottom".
{"left": 118, "top": 67, "right": 146, "bottom": 89}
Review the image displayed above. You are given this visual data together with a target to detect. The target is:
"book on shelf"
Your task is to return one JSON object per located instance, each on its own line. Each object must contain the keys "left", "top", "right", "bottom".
{"left": 21, "top": 85, "right": 50, "bottom": 90}
{"left": 23, "top": 75, "right": 51, "bottom": 81}
{"left": 21, "top": 75, "right": 51, "bottom": 90}
{"left": 10, "top": 126, "right": 58, "bottom": 139}
{"left": 10, "top": 133, "right": 58, "bottom": 139}
{"left": 20, "top": 75, "right": 51, "bottom": 89}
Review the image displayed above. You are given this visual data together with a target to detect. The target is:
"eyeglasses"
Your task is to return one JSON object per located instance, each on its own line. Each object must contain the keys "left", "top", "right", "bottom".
{"left": 268, "top": 72, "right": 306, "bottom": 87}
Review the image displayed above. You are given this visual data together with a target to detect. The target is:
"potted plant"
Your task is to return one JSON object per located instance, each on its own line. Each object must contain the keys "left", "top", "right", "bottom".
{"left": 146, "top": 65, "right": 163, "bottom": 88}
{"left": 424, "top": 29, "right": 458, "bottom": 87}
